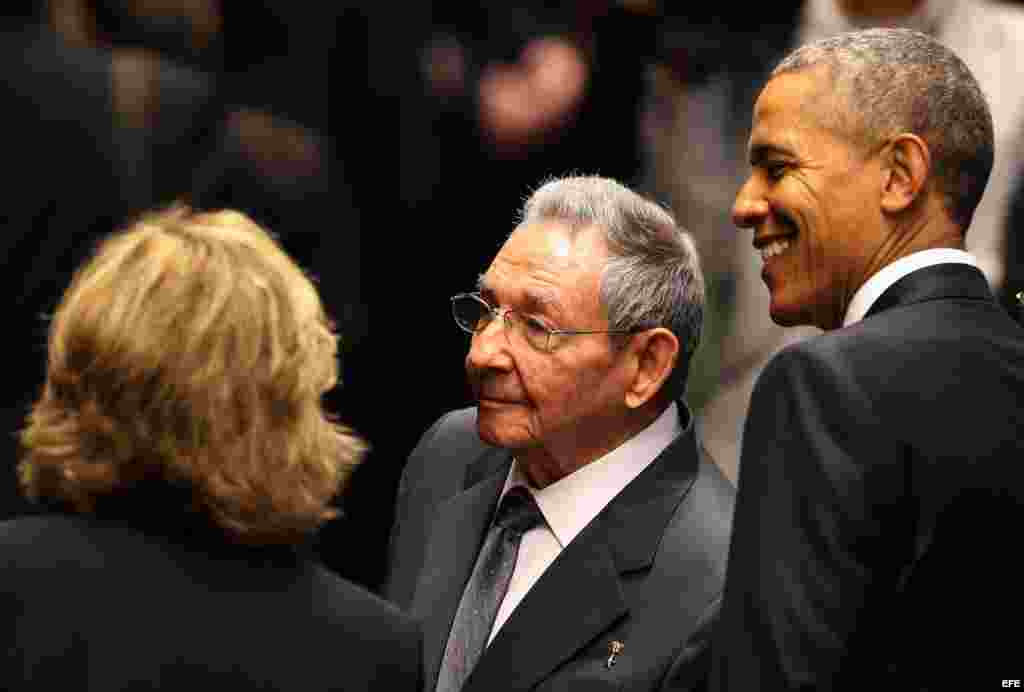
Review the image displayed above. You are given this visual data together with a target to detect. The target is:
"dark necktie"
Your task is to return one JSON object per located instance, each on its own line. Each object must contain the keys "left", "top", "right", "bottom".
{"left": 435, "top": 486, "right": 544, "bottom": 692}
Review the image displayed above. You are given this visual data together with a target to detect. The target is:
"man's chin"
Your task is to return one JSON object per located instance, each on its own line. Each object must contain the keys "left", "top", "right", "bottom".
{"left": 769, "top": 295, "right": 836, "bottom": 331}
{"left": 475, "top": 409, "right": 535, "bottom": 450}
{"left": 769, "top": 306, "right": 804, "bottom": 327}
{"left": 768, "top": 295, "right": 812, "bottom": 328}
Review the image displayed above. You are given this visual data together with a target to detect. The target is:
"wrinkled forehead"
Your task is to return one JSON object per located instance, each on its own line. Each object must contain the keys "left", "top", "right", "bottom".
{"left": 480, "top": 221, "right": 608, "bottom": 311}
{"left": 755, "top": 67, "right": 831, "bottom": 121}
{"left": 751, "top": 66, "right": 863, "bottom": 149}
{"left": 494, "top": 221, "right": 608, "bottom": 273}
{"left": 506, "top": 221, "right": 579, "bottom": 264}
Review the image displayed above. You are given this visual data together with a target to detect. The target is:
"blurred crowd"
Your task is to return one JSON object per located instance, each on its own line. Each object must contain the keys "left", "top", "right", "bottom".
{"left": 3, "top": 0, "right": 1024, "bottom": 591}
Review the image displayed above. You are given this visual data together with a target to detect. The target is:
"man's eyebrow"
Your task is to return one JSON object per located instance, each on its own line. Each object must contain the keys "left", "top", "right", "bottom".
{"left": 476, "top": 277, "right": 506, "bottom": 307}
{"left": 475, "top": 275, "right": 500, "bottom": 302}
{"left": 749, "top": 143, "right": 795, "bottom": 165}
{"left": 475, "top": 277, "right": 561, "bottom": 315}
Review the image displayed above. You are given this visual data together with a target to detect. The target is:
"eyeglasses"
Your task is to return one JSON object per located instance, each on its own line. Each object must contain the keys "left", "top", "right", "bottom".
{"left": 450, "top": 292, "right": 632, "bottom": 353}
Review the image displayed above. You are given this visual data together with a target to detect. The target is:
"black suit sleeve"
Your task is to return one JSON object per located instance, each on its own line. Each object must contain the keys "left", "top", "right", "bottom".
{"left": 709, "top": 344, "right": 911, "bottom": 691}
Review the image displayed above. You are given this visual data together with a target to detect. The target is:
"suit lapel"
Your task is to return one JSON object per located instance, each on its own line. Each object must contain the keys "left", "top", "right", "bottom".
{"left": 864, "top": 263, "right": 993, "bottom": 320}
{"left": 412, "top": 456, "right": 512, "bottom": 691}
{"left": 599, "top": 418, "right": 702, "bottom": 573}
{"left": 464, "top": 408, "right": 703, "bottom": 692}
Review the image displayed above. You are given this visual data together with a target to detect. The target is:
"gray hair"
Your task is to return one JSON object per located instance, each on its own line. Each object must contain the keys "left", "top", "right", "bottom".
{"left": 773, "top": 27, "right": 994, "bottom": 230}
{"left": 518, "top": 175, "right": 705, "bottom": 403}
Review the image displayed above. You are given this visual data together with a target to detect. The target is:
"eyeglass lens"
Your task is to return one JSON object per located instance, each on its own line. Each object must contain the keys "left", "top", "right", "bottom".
{"left": 453, "top": 294, "right": 552, "bottom": 351}
{"left": 453, "top": 295, "right": 490, "bottom": 332}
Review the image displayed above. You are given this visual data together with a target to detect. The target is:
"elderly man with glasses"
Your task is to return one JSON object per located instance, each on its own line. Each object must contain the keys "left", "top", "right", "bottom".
{"left": 383, "top": 175, "right": 735, "bottom": 692}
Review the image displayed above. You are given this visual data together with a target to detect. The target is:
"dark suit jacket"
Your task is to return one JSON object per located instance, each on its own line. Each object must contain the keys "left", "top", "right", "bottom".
{"left": 709, "top": 263, "right": 1024, "bottom": 691}
{"left": 384, "top": 403, "right": 735, "bottom": 691}
{"left": 0, "top": 513, "right": 421, "bottom": 691}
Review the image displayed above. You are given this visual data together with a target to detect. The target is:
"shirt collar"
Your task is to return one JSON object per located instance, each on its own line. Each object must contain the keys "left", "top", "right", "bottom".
{"left": 842, "top": 248, "right": 978, "bottom": 327}
{"left": 500, "top": 402, "right": 682, "bottom": 549}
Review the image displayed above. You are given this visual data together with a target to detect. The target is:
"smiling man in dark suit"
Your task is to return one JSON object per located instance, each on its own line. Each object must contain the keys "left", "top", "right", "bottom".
{"left": 384, "top": 175, "right": 735, "bottom": 692}
{"left": 706, "top": 28, "right": 1024, "bottom": 691}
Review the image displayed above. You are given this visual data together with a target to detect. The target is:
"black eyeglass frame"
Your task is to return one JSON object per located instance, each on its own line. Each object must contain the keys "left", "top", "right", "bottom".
{"left": 450, "top": 292, "right": 634, "bottom": 353}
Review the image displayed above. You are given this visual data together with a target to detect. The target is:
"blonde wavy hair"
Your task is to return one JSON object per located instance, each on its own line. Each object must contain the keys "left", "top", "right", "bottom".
{"left": 19, "top": 206, "right": 365, "bottom": 544}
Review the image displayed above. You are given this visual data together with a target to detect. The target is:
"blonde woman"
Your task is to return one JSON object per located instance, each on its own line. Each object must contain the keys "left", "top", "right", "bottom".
{"left": 0, "top": 207, "right": 419, "bottom": 691}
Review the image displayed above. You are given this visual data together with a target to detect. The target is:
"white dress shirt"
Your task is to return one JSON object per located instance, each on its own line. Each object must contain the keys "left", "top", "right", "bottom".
{"left": 484, "top": 401, "right": 683, "bottom": 646}
{"left": 842, "top": 248, "right": 979, "bottom": 327}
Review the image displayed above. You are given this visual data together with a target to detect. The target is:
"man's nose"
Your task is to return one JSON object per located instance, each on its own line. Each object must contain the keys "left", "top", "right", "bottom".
{"left": 732, "top": 176, "right": 770, "bottom": 230}
{"left": 466, "top": 317, "right": 513, "bottom": 371}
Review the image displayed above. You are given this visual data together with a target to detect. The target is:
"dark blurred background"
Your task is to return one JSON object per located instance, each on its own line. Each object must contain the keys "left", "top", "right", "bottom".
{"left": 3, "top": 0, "right": 1022, "bottom": 592}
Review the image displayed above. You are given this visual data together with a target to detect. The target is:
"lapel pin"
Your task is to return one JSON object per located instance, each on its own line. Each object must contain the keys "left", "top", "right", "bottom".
{"left": 606, "top": 640, "right": 624, "bottom": 669}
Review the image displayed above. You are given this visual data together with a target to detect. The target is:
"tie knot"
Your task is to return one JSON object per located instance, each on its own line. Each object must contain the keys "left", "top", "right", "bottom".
{"left": 495, "top": 486, "right": 543, "bottom": 535}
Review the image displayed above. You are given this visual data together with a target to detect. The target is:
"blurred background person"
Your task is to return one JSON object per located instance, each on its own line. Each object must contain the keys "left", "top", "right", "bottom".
{"left": 642, "top": 0, "right": 1024, "bottom": 481}
{"left": 0, "top": 208, "right": 420, "bottom": 691}
{"left": 1, "top": 0, "right": 374, "bottom": 583}
{"left": 1, "top": 1, "right": 162, "bottom": 521}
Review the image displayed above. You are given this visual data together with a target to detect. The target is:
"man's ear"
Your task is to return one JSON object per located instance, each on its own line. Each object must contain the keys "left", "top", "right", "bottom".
{"left": 624, "top": 328, "right": 679, "bottom": 409}
{"left": 881, "top": 133, "right": 931, "bottom": 214}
